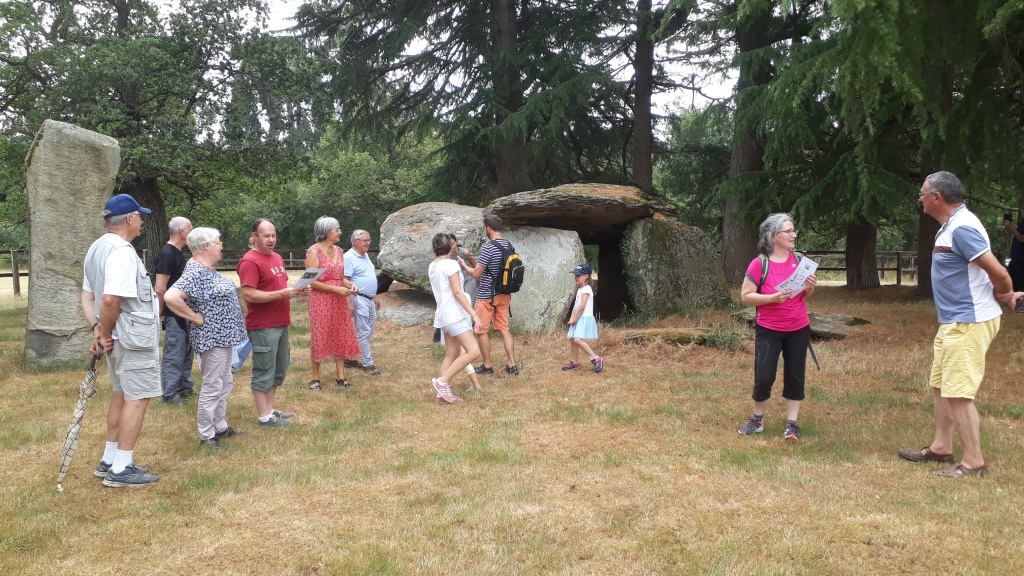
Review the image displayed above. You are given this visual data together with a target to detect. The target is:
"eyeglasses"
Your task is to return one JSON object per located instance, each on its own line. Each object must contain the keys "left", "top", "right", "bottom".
{"left": 918, "top": 191, "right": 936, "bottom": 199}
{"left": 777, "top": 229, "right": 798, "bottom": 236}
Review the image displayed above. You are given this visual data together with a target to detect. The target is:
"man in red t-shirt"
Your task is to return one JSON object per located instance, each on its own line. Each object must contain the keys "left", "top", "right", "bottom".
{"left": 237, "top": 218, "right": 308, "bottom": 427}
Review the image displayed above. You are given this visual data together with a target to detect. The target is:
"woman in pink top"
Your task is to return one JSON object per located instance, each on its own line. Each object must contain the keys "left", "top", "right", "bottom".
{"left": 737, "top": 213, "right": 818, "bottom": 441}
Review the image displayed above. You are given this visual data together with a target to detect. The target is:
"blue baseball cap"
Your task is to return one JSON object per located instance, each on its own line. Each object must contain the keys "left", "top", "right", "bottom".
{"left": 103, "top": 194, "right": 152, "bottom": 217}
{"left": 571, "top": 263, "right": 592, "bottom": 276}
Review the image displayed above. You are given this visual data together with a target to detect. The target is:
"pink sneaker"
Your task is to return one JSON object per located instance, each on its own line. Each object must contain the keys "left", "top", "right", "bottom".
{"left": 432, "top": 378, "right": 458, "bottom": 403}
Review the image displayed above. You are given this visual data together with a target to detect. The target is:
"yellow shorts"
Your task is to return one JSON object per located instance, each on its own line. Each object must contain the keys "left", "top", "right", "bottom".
{"left": 929, "top": 317, "right": 1000, "bottom": 399}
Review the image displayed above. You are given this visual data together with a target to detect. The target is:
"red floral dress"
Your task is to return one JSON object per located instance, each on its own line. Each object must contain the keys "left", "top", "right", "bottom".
{"left": 308, "top": 244, "right": 361, "bottom": 363}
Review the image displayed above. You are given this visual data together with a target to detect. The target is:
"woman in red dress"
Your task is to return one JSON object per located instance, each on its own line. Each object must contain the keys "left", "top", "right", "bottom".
{"left": 306, "top": 216, "right": 361, "bottom": 390}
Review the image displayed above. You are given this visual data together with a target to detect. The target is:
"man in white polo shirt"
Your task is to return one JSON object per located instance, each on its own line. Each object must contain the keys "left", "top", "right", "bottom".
{"left": 898, "top": 171, "right": 1023, "bottom": 478}
{"left": 81, "top": 194, "right": 162, "bottom": 488}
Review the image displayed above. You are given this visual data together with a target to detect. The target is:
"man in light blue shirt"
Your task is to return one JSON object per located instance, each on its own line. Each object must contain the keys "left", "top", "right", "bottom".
{"left": 898, "top": 171, "right": 1023, "bottom": 478}
{"left": 344, "top": 229, "right": 381, "bottom": 375}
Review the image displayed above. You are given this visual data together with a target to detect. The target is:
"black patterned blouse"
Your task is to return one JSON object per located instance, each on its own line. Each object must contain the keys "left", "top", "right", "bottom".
{"left": 173, "top": 261, "right": 247, "bottom": 354}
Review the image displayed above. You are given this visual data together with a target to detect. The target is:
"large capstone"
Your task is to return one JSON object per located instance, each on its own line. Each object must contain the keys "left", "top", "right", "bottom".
{"left": 484, "top": 183, "right": 675, "bottom": 244}
{"left": 377, "top": 202, "right": 485, "bottom": 291}
{"left": 25, "top": 120, "right": 121, "bottom": 367}
{"left": 622, "top": 216, "right": 731, "bottom": 315}
{"left": 500, "top": 227, "right": 584, "bottom": 333}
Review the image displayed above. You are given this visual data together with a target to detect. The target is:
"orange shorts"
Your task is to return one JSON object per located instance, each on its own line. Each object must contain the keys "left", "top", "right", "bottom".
{"left": 474, "top": 294, "right": 511, "bottom": 334}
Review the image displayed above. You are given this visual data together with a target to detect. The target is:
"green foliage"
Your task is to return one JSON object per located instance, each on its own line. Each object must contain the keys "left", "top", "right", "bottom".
{"left": 0, "top": 0, "right": 325, "bottom": 251}
{"left": 655, "top": 104, "right": 732, "bottom": 245}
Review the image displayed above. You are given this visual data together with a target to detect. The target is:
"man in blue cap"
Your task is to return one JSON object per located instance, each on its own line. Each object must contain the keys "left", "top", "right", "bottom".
{"left": 81, "top": 194, "right": 162, "bottom": 487}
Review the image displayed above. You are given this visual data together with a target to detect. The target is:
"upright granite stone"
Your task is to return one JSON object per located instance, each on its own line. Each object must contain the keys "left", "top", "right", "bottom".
{"left": 378, "top": 202, "right": 485, "bottom": 291}
{"left": 622, "top": 215, "right": 731, "bottom": 315}
{"left": 25, "top": 120, "right": 120, "bottom": 367}
{"left": 501, "top": 227, "right": 584, "bottom": 333}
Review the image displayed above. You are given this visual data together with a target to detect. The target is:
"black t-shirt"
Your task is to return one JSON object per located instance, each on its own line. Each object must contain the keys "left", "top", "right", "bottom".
{"left": 155, "top": 243, "right": 187, "bottom": 319}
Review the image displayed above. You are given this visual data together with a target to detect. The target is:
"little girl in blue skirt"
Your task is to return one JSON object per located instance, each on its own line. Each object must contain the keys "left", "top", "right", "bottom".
{"left": 562, "top": 263, "right": 604, "bottom": 372}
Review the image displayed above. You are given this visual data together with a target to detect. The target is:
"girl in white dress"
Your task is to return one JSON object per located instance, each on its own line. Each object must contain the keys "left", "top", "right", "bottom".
{"left": 563, "top": 263, "right": 603, "bottom": 373}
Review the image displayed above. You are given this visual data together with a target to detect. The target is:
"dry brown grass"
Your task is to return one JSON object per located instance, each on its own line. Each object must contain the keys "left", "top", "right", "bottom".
{"left": 2, "top": 284, "right": 1024, "bottom": 575}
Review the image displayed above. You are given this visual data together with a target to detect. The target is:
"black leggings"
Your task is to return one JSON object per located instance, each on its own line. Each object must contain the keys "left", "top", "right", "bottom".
{"left": 752, "top": 324, "right": 810, "bottom": 402}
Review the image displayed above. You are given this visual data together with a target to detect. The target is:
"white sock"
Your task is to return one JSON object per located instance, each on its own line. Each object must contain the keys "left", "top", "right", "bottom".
{"left": 111, "top": 449, "right": 133, "bottom": 474}
{"left": 101, "top": 441, "right": 118, "bottom": 464}
{"left": 258, "top": 413, "right": 273, "bottom": 422}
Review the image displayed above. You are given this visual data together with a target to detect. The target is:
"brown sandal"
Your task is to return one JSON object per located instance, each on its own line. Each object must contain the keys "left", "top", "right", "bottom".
{"left": 933, "top": 462, "right": 988, "bottom": 478}
{"left": 897, "top": 445, "right": 954, "bottom": 464}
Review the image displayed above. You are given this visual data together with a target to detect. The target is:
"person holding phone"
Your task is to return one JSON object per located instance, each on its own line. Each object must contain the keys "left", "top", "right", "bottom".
{"left": 1002, "top": 211, "right": 1024, "bottom": 292}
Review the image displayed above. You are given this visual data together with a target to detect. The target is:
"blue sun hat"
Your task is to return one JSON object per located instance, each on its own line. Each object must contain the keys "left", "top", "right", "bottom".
{"left": 571, "top": 263, "right": 592, "bottom": 276}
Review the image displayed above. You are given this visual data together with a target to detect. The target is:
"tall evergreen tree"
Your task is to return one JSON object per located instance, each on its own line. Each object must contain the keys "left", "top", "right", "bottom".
{"left": 295, "top": 0, "right": 634, "bottom": 201}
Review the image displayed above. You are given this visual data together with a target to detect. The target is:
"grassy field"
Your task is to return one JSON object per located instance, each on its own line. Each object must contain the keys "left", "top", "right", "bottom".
{"left": 1, "top": 282, "right": 1023, "bottom": 575}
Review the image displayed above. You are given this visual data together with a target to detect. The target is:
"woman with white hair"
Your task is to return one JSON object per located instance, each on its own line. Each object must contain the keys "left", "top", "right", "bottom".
{"left": 737, "top": 212, "right": 818, "bottom": 441}
{"left": 164, "top": 227, "right": 248, "bottom": 450}
{"left": 305, "top": 216, "right": 361, "bottom": 391}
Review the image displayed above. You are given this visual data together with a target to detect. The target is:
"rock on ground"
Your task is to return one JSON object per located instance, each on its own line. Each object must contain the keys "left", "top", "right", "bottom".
{"left": 501, "top": 227, "right": 584, "bottom": 333}
{"left": 377, "top": 202, "right": 485, "bottom": 291}
{"left": 622, "top": 216, "right": 731, "bottom": 316}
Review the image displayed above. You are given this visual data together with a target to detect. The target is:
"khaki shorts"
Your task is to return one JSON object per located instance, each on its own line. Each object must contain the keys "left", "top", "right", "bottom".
{"left": 107, "top": 339, "right": 161, "bottom": 401}
{"left": 474, "top": 294, "right": 511, "bottom": 334}
{"left": 929, "top": 317, "right": 1000, "bottom": 399}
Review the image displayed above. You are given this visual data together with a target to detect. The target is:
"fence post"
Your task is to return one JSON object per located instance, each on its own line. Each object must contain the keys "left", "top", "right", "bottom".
{"left": 896, "top": 252, "right": 902, "bottom": 287}
{"left": 11, "top": 250, "right": 20, "bottom": 296}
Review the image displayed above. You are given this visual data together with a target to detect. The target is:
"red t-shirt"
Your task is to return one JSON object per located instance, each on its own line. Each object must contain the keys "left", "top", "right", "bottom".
{"left": 745, "top": 253, "right": 810, "bottom": 332}
{"left": 237, "top": 249, "right": 290, "bottom": 330}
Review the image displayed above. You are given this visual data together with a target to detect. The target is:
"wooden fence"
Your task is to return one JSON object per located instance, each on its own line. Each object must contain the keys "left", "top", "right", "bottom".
{"left": 1, "top": 247, "right": 380, "bottom": 296}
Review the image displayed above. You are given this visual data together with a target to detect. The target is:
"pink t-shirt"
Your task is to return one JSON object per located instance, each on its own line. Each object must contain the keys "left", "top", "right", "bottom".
{"left": 745, "top": 253, "right": 810, "bottom": 332}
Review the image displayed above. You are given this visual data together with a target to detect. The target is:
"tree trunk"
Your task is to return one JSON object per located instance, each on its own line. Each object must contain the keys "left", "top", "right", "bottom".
{"left": 845, "top": 216, "right": 880, "bottom": 289}
{"left": 488, "top": 0, "right": 532, "bottom": 197}
{"left": 118, "top": 176, "right": 167, "bottom": 273}
{"left": 916, "top": 209, "right": 939, "bottom": 297}
{"left": 631, "top": 0, "right": 654, "bottom": 193}
{"left": 721, "top": 2, "right": 771, "bottom": 284}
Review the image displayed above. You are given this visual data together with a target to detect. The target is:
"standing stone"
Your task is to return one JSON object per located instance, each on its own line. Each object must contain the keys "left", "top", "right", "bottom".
{"left": 501, "top": 227, "right": 584, "bottom": 333}
{"left": 622, "top": 216, "right": 731, "bottom": 315}
{"left": 378, "top": 202, "right": 486, "bottom": 291}
{"left": 25, "top": 120, "right": 120, "bottom": 367}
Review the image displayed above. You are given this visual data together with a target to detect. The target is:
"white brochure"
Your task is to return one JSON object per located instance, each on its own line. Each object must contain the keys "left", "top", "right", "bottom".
{"left": 774, "top": 257, "right": 818, "bottom": 297}
{"left": 294, "top": 268, "right": 326, "bottom": 289}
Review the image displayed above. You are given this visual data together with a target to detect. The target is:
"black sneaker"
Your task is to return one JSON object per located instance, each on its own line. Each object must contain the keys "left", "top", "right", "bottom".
{"left": 738, "top": 415, "right": 764, "bottom": 436}
{"left": 163, "top": 394, "right": 184, "bottom": 405}
{"left": 199, "top": 438, "right": 224, "bottom": 450}
{"left": 180, "top": 389, "right": 198, "bottom": 399}
{"left": 784, "top": 421, "right": 802, "bottom": 441}
{"left": 474, "top": 364, "right": 494, "bottom": 375}
{"left": 95, "top": 460, "right": 147, "bottom": 478}
{"left": 102, "top": 463, "right": 160, "bottom": 488}
{"left": 504, "top": 365, "right": 519, "bottom": 376}
{"left": 258, "top": 414, "right": 292, "bottom": 427}
{"left": 271, "top": 409, "right": 295, "bottom": 419}
{"left": 214, "top": 426, "right": 247, "bottom": 441}
{"left": 361, "top": 364, "right": 382, "bottom": 376}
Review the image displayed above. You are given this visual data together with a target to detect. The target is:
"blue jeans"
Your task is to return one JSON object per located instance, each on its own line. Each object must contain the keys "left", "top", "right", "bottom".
{"left": 161, "top": 316, "right": 195, "bottom": 399}
{"left": 353, "top": 296, "right": 377, "bottom": 367}
{"left": 232, "top": 337, "right": 251, "bottom": 370}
